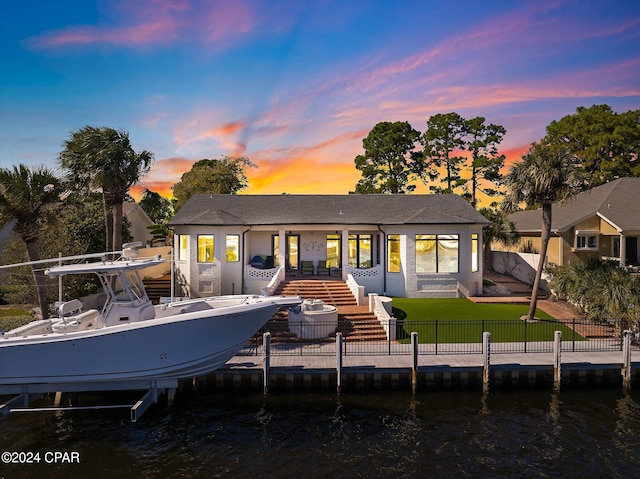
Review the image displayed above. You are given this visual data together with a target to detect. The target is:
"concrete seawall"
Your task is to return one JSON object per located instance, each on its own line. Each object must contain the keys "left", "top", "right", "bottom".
{"left": 185, "top": 350, "right": 639, "bottom": 393}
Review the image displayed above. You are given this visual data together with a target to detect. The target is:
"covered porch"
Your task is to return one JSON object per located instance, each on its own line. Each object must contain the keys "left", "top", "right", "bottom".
{"left": 244, "top": 226, "right": 386, "bottom": 296}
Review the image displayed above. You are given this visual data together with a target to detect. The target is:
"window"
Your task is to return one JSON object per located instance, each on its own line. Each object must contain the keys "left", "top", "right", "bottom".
{"left": 348, "top": 234, "right": 372, "bottom": 268}
{"left": 387, "top": 235, "right": 401, "bottom": 273}
{"left": 178, "top": 235, "right": 188, "bottom": 261}
{"left": 326, "top": 234, "right": 341, "bottom": 268}
{"left": 613, "top": 237, "right": 621, "bottom": 258}
{"left": 471, "top": 233, "right": 479, "bottom": 273}
{"left": 416, "top": 234, "right": 459, "bottom": 273}
{"left": 576, "top": 234, "right": 598, "bottom": 250}
{"left": 197, "top": 235, "right": 214, "bottom": 263}
{"left": 226, "top": 235, "right": 239, "bottom": 262}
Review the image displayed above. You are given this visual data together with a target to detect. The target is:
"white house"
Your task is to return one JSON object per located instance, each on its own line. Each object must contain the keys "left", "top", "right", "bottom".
{"left": 168, "top": 194, "right": 489, "bottom": 298}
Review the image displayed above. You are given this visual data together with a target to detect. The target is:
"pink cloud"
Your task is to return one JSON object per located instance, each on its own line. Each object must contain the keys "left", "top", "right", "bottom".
{"left": 24, "top": 0, "right": 271, "bottom": 51}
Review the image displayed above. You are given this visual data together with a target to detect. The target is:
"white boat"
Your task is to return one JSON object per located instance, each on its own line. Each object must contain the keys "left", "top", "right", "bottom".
{"left": 0, "top": 244, "right": 301, "bottom": 388}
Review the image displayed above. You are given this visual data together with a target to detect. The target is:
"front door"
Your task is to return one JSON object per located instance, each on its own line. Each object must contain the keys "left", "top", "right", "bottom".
{"left": 287, "top": 235, "right": 300, "bottom": 272}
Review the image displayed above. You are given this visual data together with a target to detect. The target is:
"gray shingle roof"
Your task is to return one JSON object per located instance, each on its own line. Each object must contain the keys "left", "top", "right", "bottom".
{"left": 169, "top": 194, "right": 489, "bottom": 226}
{"left": 509, "top": 178, "right": 640, "bottom": 234}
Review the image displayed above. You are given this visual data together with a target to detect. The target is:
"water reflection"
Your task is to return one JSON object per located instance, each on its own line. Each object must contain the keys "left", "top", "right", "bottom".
{"left": 3, "top": 388, "right": 640, "bottom": 478}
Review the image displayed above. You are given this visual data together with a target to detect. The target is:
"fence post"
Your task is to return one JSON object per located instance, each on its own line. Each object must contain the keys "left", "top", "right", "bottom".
{"left": 411, "top": 332, "right": 418, "bottom": 394}
{"left": 336, "top": 332, "right": 343, "bottom": 394}
{"left": 553, "top": 330, "right": 562, "bottom": 390}
{"left": 482, "top": 332, "right": 491, "bottom": 393}
{"left": 263, "top": 332, "right": 271, "bottom": 394}
{"left": 622, "top": 330, "right": 631, "bottom": 390}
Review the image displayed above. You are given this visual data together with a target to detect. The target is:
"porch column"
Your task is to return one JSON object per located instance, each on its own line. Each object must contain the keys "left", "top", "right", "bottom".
{"left": 341, "top": 229, "right": 349, "bottom": 281}
{"left": 278, "top": 229, "right": 286, "bottom": 270}
{"left": 620, "top": 234, "right": 626, "bottom": 267}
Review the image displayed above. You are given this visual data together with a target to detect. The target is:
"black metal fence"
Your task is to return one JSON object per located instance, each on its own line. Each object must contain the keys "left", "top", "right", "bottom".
{"left": 239, "top": 318, "right": 626, "bottom": 356}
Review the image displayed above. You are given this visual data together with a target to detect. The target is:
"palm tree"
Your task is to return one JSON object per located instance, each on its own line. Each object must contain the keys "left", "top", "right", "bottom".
{"left": 0, "top": 164, "right": 62, "bottom": 319}
{"left": 549, "top": 258, "right": 640, "bottom": 334}
{"left": 502, "top": 142, "right": 584, "bottom": 321}
{"left": 59, "top": 126, "right": 154, "bottom": 251}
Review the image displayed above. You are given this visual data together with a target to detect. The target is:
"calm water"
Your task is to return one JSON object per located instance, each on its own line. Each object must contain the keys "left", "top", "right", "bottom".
{"left": 2, "top": 387, "right": 640, "bottom": 478}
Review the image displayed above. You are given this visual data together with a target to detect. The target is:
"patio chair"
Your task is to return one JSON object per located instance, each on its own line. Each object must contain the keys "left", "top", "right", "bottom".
{"left": 301, "top": 260, "right": 314, "bottom": 275}
{"left": 317, "top": 260, "right": 330, "bottom": 275}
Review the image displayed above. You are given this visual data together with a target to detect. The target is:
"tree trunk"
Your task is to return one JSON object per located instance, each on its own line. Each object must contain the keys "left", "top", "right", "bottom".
{"left": 527, "top": 203, "right": 552, "bottom": 320}
{"left": 24, "top": 238, "right": 49, "bottom": 320}
{"left": 103, "top": 196, "right": 113, "bottom": 252}
{"left": 112, "top": 201, "right": 123, "bottom": 251}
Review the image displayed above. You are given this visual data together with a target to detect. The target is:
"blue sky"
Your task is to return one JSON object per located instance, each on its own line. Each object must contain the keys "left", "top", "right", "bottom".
{"left": 1, "top": 0, "right": 639, "bottom": 198}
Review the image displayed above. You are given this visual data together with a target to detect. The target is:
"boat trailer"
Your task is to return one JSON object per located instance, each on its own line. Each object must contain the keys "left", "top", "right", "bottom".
{"left": 0, "top": 379, "right": 178, "bottom": 422}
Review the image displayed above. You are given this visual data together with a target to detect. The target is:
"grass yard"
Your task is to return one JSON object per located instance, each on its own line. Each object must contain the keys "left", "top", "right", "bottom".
{"left": 0, "top": 306, "right": 32, "bottom": 332}
{"left": 392, "top": 298, "right": 583, "bottom": 344}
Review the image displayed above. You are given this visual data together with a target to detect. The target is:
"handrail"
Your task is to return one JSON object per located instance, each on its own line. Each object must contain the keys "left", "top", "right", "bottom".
{"left": 262, "top": 266, "right": 285, "bottom": 296}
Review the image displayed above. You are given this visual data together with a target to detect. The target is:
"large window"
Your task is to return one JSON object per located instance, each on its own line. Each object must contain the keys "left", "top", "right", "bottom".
{"left": 226, "top": 235, "right": 239, "bottom": 262}
{"left": 576, "top": 234, "right": 597, "bottom": 250}
{"left": 348, "top": 234, "right": 372, "bottom": 268}
{"left": 416, "top": 234, "right": 459, "bottom": 273}
{"left": 178, "top": 234, "right": 188, "bottom": 261}
{"left": 326, "top": 234, "right": 341, "bottom": 268}
{"left": 387, "top": 235, "right": 401, "bottom": 273}
{"left": 197, "top": 235, "right": 215, "bottom": 263}
{"left": 471, "top": 233, "right": 479, "bottom": 273}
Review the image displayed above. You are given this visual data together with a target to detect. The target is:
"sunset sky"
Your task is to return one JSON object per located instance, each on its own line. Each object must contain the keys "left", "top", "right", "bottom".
{"left": 1, "top": 0, "right": 639, "bottom": 199}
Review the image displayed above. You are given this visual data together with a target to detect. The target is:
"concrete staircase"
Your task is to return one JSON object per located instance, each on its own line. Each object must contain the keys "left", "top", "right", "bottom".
{"left": 267, "top": 279, "right": 388, "bottom": 342}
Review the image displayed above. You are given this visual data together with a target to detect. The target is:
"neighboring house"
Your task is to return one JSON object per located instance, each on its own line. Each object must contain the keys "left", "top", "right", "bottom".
{"left": 168, "top": 194, "right": 488, "bottom": 298}
{"left": 504, "top": 178, "right": 640, "bottom": 270}
{"left": 123, "top": 202, "right": 154, "bottom": 246}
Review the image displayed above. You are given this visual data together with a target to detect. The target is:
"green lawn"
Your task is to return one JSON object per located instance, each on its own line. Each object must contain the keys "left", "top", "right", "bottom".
{"left": 0, "top": 307, "right": 32, "bottom": 332}
{"left": 392, "top": 298, "right": 582, "bottom": 344}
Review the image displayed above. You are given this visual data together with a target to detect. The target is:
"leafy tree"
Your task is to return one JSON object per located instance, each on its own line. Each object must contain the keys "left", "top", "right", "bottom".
{"left": 352, "top": 121, "right": 420, "bottom": 194}
{"left": 479, "top": 207, "right": 519, "bottom": 271}
{"left": 420, "top": 112, "right": 467, "bottom": 194}
{"left": 139, "top": 189, "right": 174, "bottom": 245}
{"left": 465, "top": 117, "right": 506, "bottom": 208}
{"left": 544, "top": 105, "right": 640, "bottom": 188}
{"left": 502, "top": 142, "right": 585, "bottom": 321}
{"left": 139, "top": 189, "right": 173, "bottom": 223}
{"left": 0, "top": 165, "right": 62, "bottom": 318}
{"left": 0, "top": 192, "right": 132, "bottom": 306}
{"left": 59, "top": 126, "right": 154, "bottom": 251}
{"left": 172, "top": 156, "right": 257, "bottom": 211}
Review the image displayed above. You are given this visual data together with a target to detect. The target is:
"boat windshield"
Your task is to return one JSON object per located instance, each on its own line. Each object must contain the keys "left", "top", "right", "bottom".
{"left": 111, "top": 271, "right": 147, "bottom": 302}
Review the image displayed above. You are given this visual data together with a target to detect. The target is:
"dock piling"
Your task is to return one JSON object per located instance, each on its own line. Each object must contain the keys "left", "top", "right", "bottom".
{"left": 482, "top": 332, "right": 490, "bottom": 393}
{"left": 336, "top": 333, "right": 343, "bottom": 394}
{"left": 554, "top": 331, "right": 562, "bottom": 390}
{"left": 623, "top": 330, "right": 631, "bottom": 390}
{"left": 411, "top": 332, "right": 418, "bottom": 394}
{"left": 263, "top": 332, "right": 271, "bottom": 394}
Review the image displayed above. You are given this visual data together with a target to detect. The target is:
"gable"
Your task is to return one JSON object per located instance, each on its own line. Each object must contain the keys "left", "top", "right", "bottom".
{"left": 509, "top": 178, "right": 640, "bottom": 234}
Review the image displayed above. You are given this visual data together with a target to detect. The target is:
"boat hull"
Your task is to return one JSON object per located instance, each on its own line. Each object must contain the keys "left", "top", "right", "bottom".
{"left": 0, "top": 300, "right": 280, "bottom": 386}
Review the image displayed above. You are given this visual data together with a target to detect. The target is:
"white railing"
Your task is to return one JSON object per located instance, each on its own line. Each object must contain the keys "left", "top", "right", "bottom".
{"left": 345, "top": 265, "right": 383, "bottom": 296}
{"left": 369, "top": 293, "right": 396, "bottom": 341}
{"left": 346, "top": 273, "right": 365, "bottom": 305}
{"left": 261, "top": 266, "right": 285, "bottom": 296}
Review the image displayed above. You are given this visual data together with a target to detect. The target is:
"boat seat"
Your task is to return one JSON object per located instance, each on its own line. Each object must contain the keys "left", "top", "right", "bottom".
{"left": 52, "top": 309, "right": 103, "bottom": 333}
{"left": 58, "top": 299, "right": 83, "bottom": 317}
